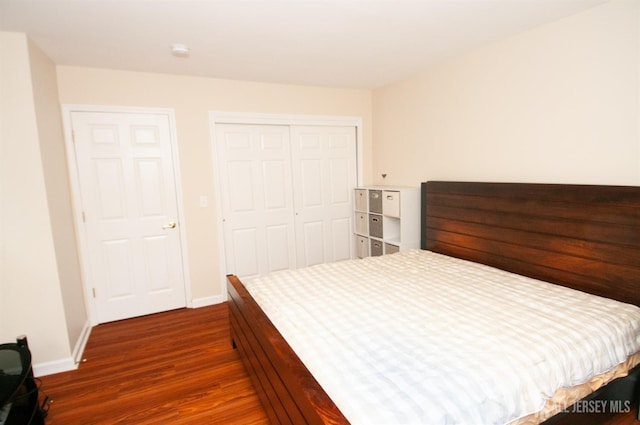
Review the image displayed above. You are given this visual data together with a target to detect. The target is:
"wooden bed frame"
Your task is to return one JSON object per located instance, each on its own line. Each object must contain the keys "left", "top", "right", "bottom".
{"left": 227, "top": 181, "right": 640, "bottom": 424}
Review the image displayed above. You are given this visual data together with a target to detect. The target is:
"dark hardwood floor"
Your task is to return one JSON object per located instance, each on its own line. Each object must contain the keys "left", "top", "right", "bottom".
{"left": 38, "top": 303, "right": 638, "bottom": 424}
{"left": 39, "top": 304, "right": 269, "bottom": 425}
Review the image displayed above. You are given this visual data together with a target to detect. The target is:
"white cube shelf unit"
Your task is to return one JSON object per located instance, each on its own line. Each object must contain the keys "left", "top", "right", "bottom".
{"left": 354, "top": 186, "right": 420, "bottom": 258}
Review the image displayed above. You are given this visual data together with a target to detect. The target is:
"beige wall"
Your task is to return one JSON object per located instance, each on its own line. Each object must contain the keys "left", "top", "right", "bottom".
{"left": 372, "top": 0, "right": 640, "bottom": 187}
{"left": 28, "top": 39, "right": 87, "bottom": 355}
{"left": 56, "top": 67, "right": 373, "bottom": 305}
{"left": 0, "top": 32, "right": 75, "bottom": 368}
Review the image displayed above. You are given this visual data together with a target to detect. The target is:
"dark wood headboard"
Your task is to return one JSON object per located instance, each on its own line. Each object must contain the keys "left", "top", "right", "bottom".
{"left": 421, "top": 181, "right": 640, "bottom": 306}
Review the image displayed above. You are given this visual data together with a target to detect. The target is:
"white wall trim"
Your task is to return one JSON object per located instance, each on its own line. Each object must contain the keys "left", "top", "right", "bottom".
{"left": 166, "top": 109, "right": 194, "bottom": 308}
{"left": 191, "top": 294, "right": 227, "bottom": 308}
{"left": 71, "top": 320, "right": 92, "bottom": 364}
{"left": 210, "top": 111, "right": 362, "bottom": 126}
{"left": 61, "top": 104, "right": 192, "bottom": 326}
{"left": 33, "top": 357, "right": 77, "bottom": 377}
{"left": 208, "top": 111, "right": 364, "bottom": 296}
{"left": 210, "top": 111, "right": 364, "bottom": 186}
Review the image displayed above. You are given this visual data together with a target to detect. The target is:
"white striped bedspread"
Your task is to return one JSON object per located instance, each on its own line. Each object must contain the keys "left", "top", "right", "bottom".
{"left": 244, "top": 249, "right": 640, "bottom": 425}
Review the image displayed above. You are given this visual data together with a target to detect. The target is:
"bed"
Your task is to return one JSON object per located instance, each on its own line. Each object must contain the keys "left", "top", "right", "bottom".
{"left": 227, "top": 181, "right": 640, "bottom": 424}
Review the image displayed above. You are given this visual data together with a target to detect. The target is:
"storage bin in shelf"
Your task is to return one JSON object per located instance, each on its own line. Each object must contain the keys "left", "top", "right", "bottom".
{"left": 355, "top": 235, "right": 369, "bottom": 258}
{"left": 370, "top": 239, "right": 383, "bottom": 256}
{"left": 355, "top": 212, "right": 368, "bottom": 235}
{"left": 368, "top": 190, "right": 383, "bottom": 214}
{"left": 355, "top": 189, "right": 368, "bottom": 212}
{"left": 368, "top": 214, "right": 383, "bottom": 239}
{"left": 385, "top": 243, "right": 400, "bottom": 255}
{"left": 382, "top": 190, "right": 401, "bottom": 217}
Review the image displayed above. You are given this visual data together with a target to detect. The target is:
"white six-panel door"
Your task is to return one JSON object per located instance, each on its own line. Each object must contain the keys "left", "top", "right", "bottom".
{"left": 71, "top": 111, "right": 186, "bottom": 323}
{"left": 216, "top": 123, "right": 357, "bottom": 280}
{"left": 216, "top": 124, "right": 296, "bottom": 280}
{"left": 290, "top": 126, "right": 357, "bottom": 267}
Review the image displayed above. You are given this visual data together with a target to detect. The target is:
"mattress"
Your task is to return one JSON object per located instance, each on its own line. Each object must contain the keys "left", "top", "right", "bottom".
{"left": 243, "top": 249, "right": 640, "bottom": 425}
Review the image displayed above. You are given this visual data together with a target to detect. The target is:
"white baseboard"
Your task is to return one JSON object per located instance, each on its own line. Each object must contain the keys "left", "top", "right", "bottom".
{"left": 33, "top": 320, "right": 92, "bottom": 377}
{"left": 72, "top": 320, "right": 92, "bottom": 364}
{"left": 191, "top": 294, "right": 226, "bottom": 308}
{"left": 33, "top": 356, "right": 77, "bottom": 377}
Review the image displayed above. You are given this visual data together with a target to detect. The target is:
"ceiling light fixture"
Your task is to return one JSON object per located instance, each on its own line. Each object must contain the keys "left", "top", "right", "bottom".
{"left": 171, "top": 43, "right": 190, "bottom": 57}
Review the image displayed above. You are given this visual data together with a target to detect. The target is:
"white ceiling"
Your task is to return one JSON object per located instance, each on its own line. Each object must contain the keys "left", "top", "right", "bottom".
{"left": 0, "top": 0, "right": 607, "bottom": 89}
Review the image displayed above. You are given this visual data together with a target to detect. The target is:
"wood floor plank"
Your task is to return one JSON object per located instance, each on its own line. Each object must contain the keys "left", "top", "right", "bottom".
{"left": 39, "top": 304, "right": 269, "bottom": 425}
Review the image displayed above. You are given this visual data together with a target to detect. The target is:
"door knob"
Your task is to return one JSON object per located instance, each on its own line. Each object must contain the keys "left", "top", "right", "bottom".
{"left": 162, "top": 221, "right": 177, "bottom": 229}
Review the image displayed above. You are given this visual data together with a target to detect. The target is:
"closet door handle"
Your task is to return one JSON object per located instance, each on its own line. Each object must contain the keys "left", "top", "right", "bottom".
{"left": 162, "top": 221, "right": 177, "bottom": 230}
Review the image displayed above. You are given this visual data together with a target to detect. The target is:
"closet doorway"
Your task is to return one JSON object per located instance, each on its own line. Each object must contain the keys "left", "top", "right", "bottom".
{"left": 211, "top": 113, "right": 362, "bottom": 282}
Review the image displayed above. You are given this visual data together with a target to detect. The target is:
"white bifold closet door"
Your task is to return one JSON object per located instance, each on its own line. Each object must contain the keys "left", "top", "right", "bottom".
{"left": 216, "top": 123, "right": 357, "bottom": 280}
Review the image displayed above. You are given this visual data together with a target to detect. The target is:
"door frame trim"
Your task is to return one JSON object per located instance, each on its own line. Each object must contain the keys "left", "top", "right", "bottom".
{"left": 62, "top": 104, "right": 192, "bottom": 326}
{"left": 209, "top": 111, "right": 363, "bottom": 297}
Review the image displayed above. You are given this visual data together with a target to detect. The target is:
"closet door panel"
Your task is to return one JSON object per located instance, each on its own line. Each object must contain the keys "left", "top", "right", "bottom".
{"left": 266, "top": 224, "right": 293, "bottom": 272}
{"left": 299, "top": 158, "right": 323, "bottom": 207}
{"left": 227, "top": 160, "right": 255, "bottom": 212}
{"left": 332, "top": 217, "right": 352, "bottom": 261}
{"left": 217, "top": 124, "right": 295, "bottom": 279}
{"left": 230, "top": 227, "right": 259, "bottom": 278}
{"left": 302, "top": 220, "right": 325, "bottom": 267}
{"left": 291, "top": 126, "right": 357, "bottom": 267}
